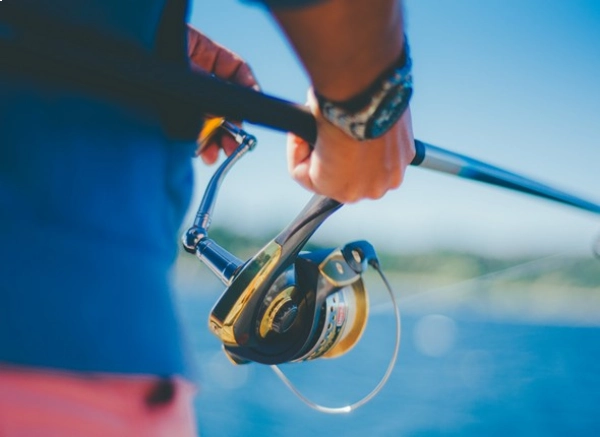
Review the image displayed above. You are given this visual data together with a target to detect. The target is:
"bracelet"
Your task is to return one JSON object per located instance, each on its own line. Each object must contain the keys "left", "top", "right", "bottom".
{"left": 313, "top": 36, "right": 412, "bottom": 140}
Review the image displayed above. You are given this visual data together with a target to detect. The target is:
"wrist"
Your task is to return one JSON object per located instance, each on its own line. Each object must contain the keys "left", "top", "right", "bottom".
{"left": 313, "top": 37, "right": 412, "bottom": 141}
{"left": 315, "top": 45, "right": 409, "bottom": 112}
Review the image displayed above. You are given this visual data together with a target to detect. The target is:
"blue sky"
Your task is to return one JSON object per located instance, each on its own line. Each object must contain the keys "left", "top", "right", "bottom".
{"left": 187, "top": 0, "right": 600, "bottom": 256}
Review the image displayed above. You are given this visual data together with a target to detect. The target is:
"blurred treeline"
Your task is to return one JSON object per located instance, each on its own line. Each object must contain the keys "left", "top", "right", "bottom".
{"left": 179, "top": 227, "right": 600, "bottom": 290}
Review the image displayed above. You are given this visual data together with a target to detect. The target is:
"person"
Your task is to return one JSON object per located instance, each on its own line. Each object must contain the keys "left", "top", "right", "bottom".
{"left": 0, "top": 0, "right": 414, "bottom": 435}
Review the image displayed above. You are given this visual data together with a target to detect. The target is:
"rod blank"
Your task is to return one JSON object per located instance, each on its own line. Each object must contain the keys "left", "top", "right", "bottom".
{"left": 414, "top": 140, "right": 600, "bottom": 216}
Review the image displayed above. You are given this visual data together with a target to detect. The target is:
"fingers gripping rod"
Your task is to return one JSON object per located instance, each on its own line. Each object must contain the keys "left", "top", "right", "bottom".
{"left": 283, "top": 116, "right": 600, "bottom": 216}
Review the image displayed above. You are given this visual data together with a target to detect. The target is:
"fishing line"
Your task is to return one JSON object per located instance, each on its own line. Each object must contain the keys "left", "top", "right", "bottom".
{"left": 270, "top": 261, "right": 401, "bottom": 414}
{"left": 370, "top": 252, "right": 575, "bottom": 312}
{"left": 593, "top": 234, "right": 600, "bottom": 260}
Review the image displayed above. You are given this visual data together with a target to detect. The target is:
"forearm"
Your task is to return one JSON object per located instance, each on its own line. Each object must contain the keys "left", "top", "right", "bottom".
{"left": 271, "top": 0, "right": 405, "bottom": 101}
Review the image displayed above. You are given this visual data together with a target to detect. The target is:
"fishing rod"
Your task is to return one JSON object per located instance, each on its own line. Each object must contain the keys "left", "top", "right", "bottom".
{"left": 258, "top": 101, "right": 600, "bottom": 217}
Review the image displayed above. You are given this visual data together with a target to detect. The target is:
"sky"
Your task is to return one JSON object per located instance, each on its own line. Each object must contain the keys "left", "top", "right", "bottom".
{"left": 186, "top": 0, "right": 600, "bottom": 257}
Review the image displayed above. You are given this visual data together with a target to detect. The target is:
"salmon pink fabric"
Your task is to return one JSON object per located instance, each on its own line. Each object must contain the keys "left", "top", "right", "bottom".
{"left": 0, "top": 367, "right": 197, "bottom": 437}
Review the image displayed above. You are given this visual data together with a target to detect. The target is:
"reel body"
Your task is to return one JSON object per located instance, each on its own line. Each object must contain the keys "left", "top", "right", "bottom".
{"left": 211, "top": 241, "right": 372, "bottom": 365}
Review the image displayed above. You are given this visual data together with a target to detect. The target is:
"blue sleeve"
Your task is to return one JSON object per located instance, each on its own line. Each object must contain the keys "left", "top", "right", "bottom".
{"left": 242, "top": 0, "right": 325, "bottom": 9}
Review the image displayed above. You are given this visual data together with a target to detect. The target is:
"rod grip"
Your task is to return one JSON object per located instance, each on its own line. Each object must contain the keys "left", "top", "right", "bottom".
{"left": 236, "top": 87, "right": 426, "bottom": 167}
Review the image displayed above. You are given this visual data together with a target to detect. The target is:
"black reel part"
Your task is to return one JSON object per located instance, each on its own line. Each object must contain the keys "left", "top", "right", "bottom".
{"left": 223, "top": 257, "right": 320, "bottom": 365}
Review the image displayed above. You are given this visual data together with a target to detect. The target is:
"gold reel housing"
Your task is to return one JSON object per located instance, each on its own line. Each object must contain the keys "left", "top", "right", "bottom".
{"left": 255, "top": 248, "right": 370, "bottom": 363}
{"left": 302, "top": 279, "right": 369, "bottom": 361}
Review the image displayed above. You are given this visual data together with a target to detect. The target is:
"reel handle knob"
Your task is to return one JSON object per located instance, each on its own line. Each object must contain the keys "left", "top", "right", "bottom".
{"left": 271, "top": 301, "right": 299, "bottom": 334}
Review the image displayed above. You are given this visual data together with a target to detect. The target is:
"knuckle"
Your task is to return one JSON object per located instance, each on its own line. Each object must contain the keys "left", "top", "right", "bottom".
{"left": 391, "top": 169, "right": 404, "bottom": 189}
{"left": 367, "top": 185, "right": 388, "bottom": 200}
{"left": 328, "top": 184, "right": 358, "bottom": 204}
{"left": 406, "top": 143, "right": 417, "bottom": 163}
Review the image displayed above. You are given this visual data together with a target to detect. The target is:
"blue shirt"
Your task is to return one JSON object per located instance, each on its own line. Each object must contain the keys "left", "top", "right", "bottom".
{"left": 0, "top": 0, "right": 320, "bottom": 376}
{"left": 0, "top": 75, "right": 195, "bottom": 375}
{"left": 0, "top": 0, "right": 194, "bottom": 375}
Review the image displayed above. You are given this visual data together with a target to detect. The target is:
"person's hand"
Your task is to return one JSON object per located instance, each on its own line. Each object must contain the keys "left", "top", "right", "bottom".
{"left": 187, "top": 25, "right": 259, "bottom": 164}
{"left": 287, "top": 90, "right": 415, "bottom": 203}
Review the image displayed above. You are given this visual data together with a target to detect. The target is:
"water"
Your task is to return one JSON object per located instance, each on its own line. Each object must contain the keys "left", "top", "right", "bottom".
{"left": 177, "top": 286, "right": 600, "bottom": 437}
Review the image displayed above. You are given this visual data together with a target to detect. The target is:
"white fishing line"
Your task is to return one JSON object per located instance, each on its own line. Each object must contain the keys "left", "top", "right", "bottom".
{"left": 593, "top": 234, "right": 600, "bottom": 259}
{"left": 270, "top": 262, "right": 401, "bottom": 414}
{"left": 391, "top": 252, "right": 575, "bottom": 309}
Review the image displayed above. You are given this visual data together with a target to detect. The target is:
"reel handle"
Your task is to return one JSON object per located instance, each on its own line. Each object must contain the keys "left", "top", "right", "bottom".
{"left": 182, "top": 118, "right": 256, "bottom": 285}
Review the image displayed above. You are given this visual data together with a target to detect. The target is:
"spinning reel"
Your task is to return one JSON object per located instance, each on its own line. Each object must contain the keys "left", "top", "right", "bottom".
{"left": 182, "top": 118, "right": 401, "bottom": 413}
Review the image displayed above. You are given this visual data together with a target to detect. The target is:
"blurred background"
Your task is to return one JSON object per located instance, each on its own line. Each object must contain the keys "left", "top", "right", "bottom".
{"left": 176, "top": 1, "right": 600, "bottom": 435}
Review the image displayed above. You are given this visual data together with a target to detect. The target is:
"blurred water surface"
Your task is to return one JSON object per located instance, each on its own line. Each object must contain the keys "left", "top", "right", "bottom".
{"left": 174, "top": 251, "right": 600, "bottom": 436}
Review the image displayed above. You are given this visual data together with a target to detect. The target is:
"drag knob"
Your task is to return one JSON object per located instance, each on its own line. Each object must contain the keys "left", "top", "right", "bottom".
{"left": 259, "top": 287, "right": 298, "bottom": 337}
{"left": 271, "top": 301, "right": 298, "bottom": 334}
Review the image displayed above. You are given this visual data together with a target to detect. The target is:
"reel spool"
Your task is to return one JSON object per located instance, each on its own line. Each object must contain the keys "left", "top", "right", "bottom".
{"left": 183, "top": 118, "right": 401, "bottom": 413}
